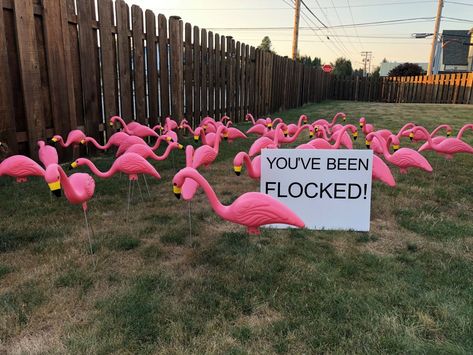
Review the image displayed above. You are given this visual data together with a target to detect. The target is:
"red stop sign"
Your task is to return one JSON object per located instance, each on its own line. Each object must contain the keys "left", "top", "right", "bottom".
{"left": 322, "top": 64, "right": 333, "bottom": 73}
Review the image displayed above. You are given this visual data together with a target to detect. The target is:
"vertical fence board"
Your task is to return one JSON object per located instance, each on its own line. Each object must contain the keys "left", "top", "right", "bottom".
{"left": 214, "top": 33, "right": 221, "bottom": 119}
{"left": 14, "top": 0, "right": 46, "bottom": 157}
{"left": 98, "top": 0, "right": 118, "bottom": 135}
{"left": 158, "top": 14, "right": 170, "bottom": 119}
{"left": 201, "top": 28, "right": 208, "bottom": 118}
{"left": 132, "top": 5, "right": 146, "bottom": 123}
{"left": 169, "top": 17, "right": 183, "bottom": 120}
{"left": 193, "top": 26, "right": 201, "bottom": 122}
{"left": 116, "top": 0, "right": 133, "bottom": 120}
{"left": 235, "top": 41, "right": 241, "bottom": 121}
{"left": 220, "top": 35, "right": 226, "bottom": 116}
{"left": 208, "top": 31, "right": 214, "bottom": 118}
{"left": 184, "top": 23, "right": 193, "bottom": 121}
{"left": 145, "top": 10, "right": 158, "bottom": 124}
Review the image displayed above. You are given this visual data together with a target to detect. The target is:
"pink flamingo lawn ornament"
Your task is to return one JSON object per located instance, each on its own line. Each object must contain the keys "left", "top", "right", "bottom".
{"left": 414, "top": 126, "right": 473, "bottom": 159}
{"left": 312, "top": 112, "right": 346, "bottom": 129}
{"left": 37, "top": 140, "right": 58, "bottom": 168}
{"left": 164, "top": 117, "right": 178, "bottom": 131}
{"left": 172, "top": 167, "right": 305, "bottom": 235}
{"left": 82, "top": 131, "right": 130, "bottom": 150}
{"left": 366, "top": 132, "right": 433, "bottom": 174}
{"left": 0, "top": 155, "right": 45, "bottom": 183}
{"left": 402, "top": 124, "right": 452, "bottom": 142}
{"left": 287, "top": 115, "right": 308, "bottom": 135}
{"left": 372, "top": 155, "right": 396, "bottom": 187}
{"left": 313, "top": 125, "right": 355, "bottom": 149}
{"left": 248, "top": 125, "right": 286, "bottom": 157}
{"left": 246, "top": 123, "right": 269, "bottom": 136}
{"left": 125, "top": 141, "right": 183, "bottom": 161}
{"left": 110, "top": 116, "right": 158, "bottom": 138}
{"left": 192, "top": 126, "right": 226, "bottom": 168}
{"left": 359, "top": 117, "right": 374, "bottom": 135}
{"left": 71, "top": 152, "right": 161, "bottom": 215}
{"left": 51, "top": 129, "right": 86, "bottom": 148}
{"left": 233, "top": 152, "right": 261, "bottom": 180}
{"left": 245, "top": 113, "right": 267, "bottom": 126}
{"left": 303, "top": 124, "right": 358, "bottom": 149}
{"left": 115, "top": 134, "right": 171, "bottom": 157}
{"left": 224, "top": 123, "right": 247, "bottom": 143}
{"left": 44, "top": 163, "right": 96, "bottom": 260}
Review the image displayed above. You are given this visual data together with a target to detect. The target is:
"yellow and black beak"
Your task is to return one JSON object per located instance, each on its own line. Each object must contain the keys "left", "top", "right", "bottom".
{"left": 194, "top": 135, "right": 199, "bottom": 142}
{"left": 447, "top": 131, "right": 452, "bottom": 137}
{"left": 352, "top": 131, "right": 358, "bottom": 140}
{"left": 283, "top": 130, "right": 288, "bottom": 137}
{"left": 51, "top": 137, "right": 59, "bottom": 143}
{"left": 173, "top": 185, "right": 181, "bottom": 199}
{"left": 223, "top": 133, "right": 228, "bottom": 141}
{"left": 234, "top": 165, "right": 242, "bottom": 176}
{"left": 365, "top": 140, "right": 371, "bottom": 149}
{"left": 303, "top": 119, "right": 308, "bottom": 124}
{"left": 166, "top": 136, "right": 173, "bottom": 142}
{"left": 309, "top": 131, "right": 314, "bottom": 138}
{"left": 70, "top": 161, "right": 78, "bottom": 170}
{"left": 178, "top": 144, "right": 184, "bottom": 150}
{"left": 409, "top": 132, "right": 414, "bottom": 141}
{"left": 392, "top": 144, "right": 400, "bottom": 152}
{"left": 359, "top": 122, "right": 364, "bottom": 128}
{"left": 48, "top": 180, "right": 62, "bottom": 197}
{"left": 267, "top": 123, "right": 272, "bottom": 128}
{"left": 80, "top": 139, "right": 86, "bottom": 145}
{"left": 109, "top": 121, "right": 114, "bottom": 127}
{"left": 343, "top": 117, "right": 346, "bottom": 122}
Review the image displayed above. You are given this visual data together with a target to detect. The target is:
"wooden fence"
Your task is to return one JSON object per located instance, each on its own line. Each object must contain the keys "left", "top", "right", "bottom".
{"left": 330, "top": 73, "right": 473, "bottom": 104}
{"left": 0, "top": 0, "right": 330, "bottom": 158}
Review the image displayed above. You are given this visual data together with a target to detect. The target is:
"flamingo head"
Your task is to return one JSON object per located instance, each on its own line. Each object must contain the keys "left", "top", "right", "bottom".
{"left": 389, "top": 135, "right": 400, "bottom": 151}
{"left": 302, "top": 115, "right": 308, "bottom": 124}
{"left": 342, "top": 114, "right": 347, "bottom": 122}
{"left": 233, "top": 165, "right": 242, "bottom": 176}
{"left": 194, "top": 127, "right": 203, "bottom": 141}
{"left": 44, "top": 164, "right": 62, "bottom": 197}
{"left": 50, "top": 135, "right": 61, "bottom": 143}
{"left": 352, "top": 130, "right": 358, "bottom": 140}
{"left": 309, "top": 129, "right": 314, "bottom": 138}
{"left": 359, "top": 117, "right": 365, "bottom": 128}
{"left": 447, "top": 130, "right": 452, "bottom": 137}
{"left": 409, "top": 131, "right": 414, "bottom": 141}
{"left": 70, "top": 158, "right": 86, "bottom": 170}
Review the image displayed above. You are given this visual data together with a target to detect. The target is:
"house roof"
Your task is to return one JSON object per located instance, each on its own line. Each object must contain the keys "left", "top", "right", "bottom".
{"left": 442, "top": 30, "right": 470, "bottom": 66}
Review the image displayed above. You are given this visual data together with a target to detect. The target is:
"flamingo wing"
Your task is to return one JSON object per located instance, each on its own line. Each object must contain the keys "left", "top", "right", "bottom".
{"left": 246, "top": 124, "right": 266, "bottom": 136}
{"left": 192, "top": 146, "right": 217, "bottom": 168}
{"left": 249, "top": 137, "right": 274, "bottom": 156}
{"left": 372, "top": 155, "right": 395, "bottom": 187}
{"left": 0, "top": 156, "right": 45, "bottom": 177}
{"left": 438, "top": 138, "right": 473, "bottom": 155}
{"left": 391, "top": 149, "right": 432, "bottom": 172}
{"left": 67, "top": 173, "right": 96, "bottom": 204}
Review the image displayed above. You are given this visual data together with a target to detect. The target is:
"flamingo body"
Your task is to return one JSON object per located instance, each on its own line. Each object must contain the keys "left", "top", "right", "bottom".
{"left": 0, "top": 155, "right": 45, "bottom": 182}
{"left": 37, "top": 140, "right": 58, "bottom": 168}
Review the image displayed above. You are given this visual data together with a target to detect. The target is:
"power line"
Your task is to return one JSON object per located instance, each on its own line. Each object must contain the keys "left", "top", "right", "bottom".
{"left": 346, "top": 0, "right": 365, "bottom": 51}
{"left": 328, "top": 0, "right": 360, "bottom": 55}
{"left": 300, "top": 0, "right": 328, "bottom": 28}
{"left": 445, "top": 1, "right": 473, "bottom": 6}
{"left": 442, "top": 16, "right": 473, "bottom": 23}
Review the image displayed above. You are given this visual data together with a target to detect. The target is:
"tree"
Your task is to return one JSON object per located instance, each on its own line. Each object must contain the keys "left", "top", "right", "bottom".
{"left": 388, "top": 62, "right": 424, "bottom": 77}
{"left": 258, "top": 36, "right": 274, "bottom": 53}
{"left": 298, "top": 55, "right": 322, "bottom": 68}
{"left": 332, "top": 57, "right": 353, "bottom": 76}
{"left": 371, "top": 66, "right": 381, "bottom": 78}
{"left": 352, "top": 68, "right": 364, "bottom": 77}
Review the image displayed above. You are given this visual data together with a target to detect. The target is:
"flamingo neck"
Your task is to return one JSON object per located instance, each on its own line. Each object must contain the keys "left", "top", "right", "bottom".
{"left": 155, "top": 143, "right": 175, "bottom": 160}
{"left": 318, "top": 126, "right": 330, "bottom": 140}
{"left": 185, "top": 145, "right": 194, "bottom": 167}
{"left": 58, "top": 166, "right": 86, "bottom": 201}
{"left": 87, "top": 137, "right": 108, "bottom": 149}
{"left": 332, "top": 125, "right": 352, "bottom": 149}
{"left": 415, "top": 127, "right": 435, "bottom": 147}
{"left": 151, "top": 136, "right": 166, "bottom": 150}
{"left": 396, "top": 123, "right": 415, "bottom": 138}
{"left": 457, "top": 124, "right": 473, "bottom": 139}
{"left": 183, "top": 123, "right": 195, "bottom": 135}
{"left": 241, "top": 153, "right": 257, "bottom": 176}
{"left": 431, "top": 124, "right": 450, "bottom": 136}
{"left": 185, "top": 169, "right": 226, "bottom": 216}
{"left": 213, "top": 127, "right": 225, "bottom": 151}
{"left": 247, "top": 114, "right": 256, "bottom": 125}
{"left": 82, "top": 159, "right": 108, "bottom": 178}
{"left": 331, "top": 112, "right": 343, "bottom": 126}
{"left": 297, "top": 115, "right": 305, "bottom": 127}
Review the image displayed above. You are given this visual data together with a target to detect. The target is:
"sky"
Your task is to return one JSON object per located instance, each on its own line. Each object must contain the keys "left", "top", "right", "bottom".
{"left": 132, "top": 0, "right": 473, "bottom": 71}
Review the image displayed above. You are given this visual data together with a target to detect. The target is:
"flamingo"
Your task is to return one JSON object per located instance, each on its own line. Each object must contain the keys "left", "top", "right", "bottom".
{"left": 44, "top": 163, "right": 96, "bottom": 259}
{"left": 180, "top": 145, "right": 200, "bottom": 201}
{"left": 164, "top": 117, "right": 178, "bottom": 131}
{"left": 226, "top": 126, "right": 247, "bottom": 143}
{"left": 192, "top": 126, "right": 226, "bottom": 168}
{"left": 110, "top": 116, "right": 158, "bottom": 138}
{"left": 359, "top": 117, "right": 374, "bottom": 135}
{"left": 314, "top": 125, "right": 354, "bottom": 149}
{"left": 287, "top": 115, "right": 308, "bottom": 135}
{"left": 172, "top": 167, "right": 305, "bottom": 235}
{"left": 37, "top": 140, "right": 58, "bottom": 168}
{"left": 414, "top": 126, "right": 473, "bottom": 159}
{"left": 245, "top": 113, "right": 267, "bottom": 126}
{"left": 0, "top": 155, "right": 45, "bottom": 183}
{"left": 366, "top": 132, "right": 432, "bottom": 174}
{"left": 115, "top": 134, "right": 171, "bottom": 157}
{"left": 125, "top": 142, "right": 183, "bottom": 161}
{"left": 312, "top": 112, "right": 346, "bottom": 129}
{"left": 403, "top": 124, "right": 452, "bottom": 142}
{"left": 82, "top": 131, "right": 130, "bottom": 150}
{"left": 51, "top": 129, "right": 86, "bottom": 147}
{"left": 456, "top": 123, "right": 473, "bottom": 139}
{"left": 248, "top": 125, "right": 285, "bottom": 157}
{"left": 233, "top": 152, "right": 261, "bottom": 180}
{"left": 246, "top": 123, "right": 269, "bottom": 136}
{"left": 194, "top": 126, "right": 219, "bottom": 146}
{"left": 306, "top": 124, "right": 358, "bottom": 149}
{"left": 372, "top": 155, "right": 396, "bottom": 187}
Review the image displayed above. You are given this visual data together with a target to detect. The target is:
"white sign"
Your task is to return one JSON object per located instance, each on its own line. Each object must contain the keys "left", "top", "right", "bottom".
{"left": 260, "top": 149, "right": 373, "bottom": 231}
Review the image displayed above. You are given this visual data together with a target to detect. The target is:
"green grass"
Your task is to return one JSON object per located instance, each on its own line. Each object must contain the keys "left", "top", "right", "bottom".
{"left": 1, "top": 101, "right": 473, "bottom": 353}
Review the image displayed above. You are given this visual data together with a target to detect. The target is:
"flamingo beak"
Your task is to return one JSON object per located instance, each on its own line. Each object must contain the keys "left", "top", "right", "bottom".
{"left": 409, "top": 132, "right": 414, "bottom": 141}
{"left": 70, "top": 162, "right": 78, "bottom": 169}
{"left": 48, "top": 180, "right": 62, "bottom": 197}
{"left": 309, "top": 131, "right": 314, "bottom": 138}
{"left": 447, "top": 131, "right": 452, "bottom": 137}
{"left": 51, "top": 137, "right": 58, "bottom": 143}
{"left": 80, "top": 139, "right": 86, "bottom": 145}
{"left": 267, "top": 123, "right": 272, "bottom": 128}
{"left": 365, "top": 140, "right": 371, "bottom": 149}
{"left": 303, "top": 118, "right": 308, "bottom": 124}
{"left": 343, "top": 117, "right": 346, "bottom": 122}
{"left": 283, "top": 130, "right": 288, "bottom": 137}
{"left": 352, "top": 131, "right": 358, "bottom": 140}
{"left": 178, "top": 144, "right": 184, "bottom": 150}
{"left": 359, "top": 122, "right": 364, "bottom": 128}
{"left": 223, "top": 133, "right": 228, "bottom": 141}
{"left": 393, "top": 145, "right": 400, "bottom": 151}
{"left": 234, "top": 165, "right": 242, "bottom": 176}
{"left": 109, "top": 121, "right": 114, "bottom": 127}
{"left": 173, "top": 185, "right": 181, "bottom": 199}
{"left": 166, "top": 136, "right": 173, "bottom": 142}
{"left": 193, "top": 135, "right": 199, "bottom": 142}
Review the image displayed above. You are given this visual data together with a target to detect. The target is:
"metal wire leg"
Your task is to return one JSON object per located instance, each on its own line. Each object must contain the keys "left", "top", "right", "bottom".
{"left": 143, "top": 174, "right": 151, "bottom": 197}
{"left": 83, "top": 209, "right": 97, "bottom": 269}
{"left": 188, "top": 200, "right": 192, "bottom": 240}
{"left": 137, "top": 176, "right": 144, "bottom": 202}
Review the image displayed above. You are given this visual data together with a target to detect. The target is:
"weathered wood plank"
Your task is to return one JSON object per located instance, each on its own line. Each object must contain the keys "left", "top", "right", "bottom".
{"left": 184, "top": 22, "right": 193, "bottom": 121}
{"left": 208, "top": 31, "right": 214, "bottom": 118}
{"left": 145, "top": 10, "right": 158, "bottom": 124}
{"left": 169, "top": 16, "right": 183, "bottom": 120}
{"left": 220, "top": 35, "right": 226, "bottom": 116}
{"left": 13, "top": 0, "right": 45, "bottom": 158}
{"left": 193, "top": 26, "right": 201, "bottom": 122}
{"left": 158, "top": 14, "right": 170, "bottom": 119}
{"left": 214, "top": 33, "right": 221, "bottom": 118}
{"left": 132, "top": 5, "right": 146, "bottom": 123}
{"left": 235, "top": 41, "right": 241, "bottom": 121}
{"left": 201, "top": 28, "right": 208, "bottom": 118}
{"left": 116, "top": 0, "right": 132, "bottom": 120}
{"left": 0, "top": 5, "right": 17, "bottom": 152}
{"left": 98, "top": 0, "right": 118, "bottom": 135}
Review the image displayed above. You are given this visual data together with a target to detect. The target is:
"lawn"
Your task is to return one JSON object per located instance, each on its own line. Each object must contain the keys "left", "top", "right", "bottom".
{"left": 1, "top": 101, "right": 472, "bottom": 354}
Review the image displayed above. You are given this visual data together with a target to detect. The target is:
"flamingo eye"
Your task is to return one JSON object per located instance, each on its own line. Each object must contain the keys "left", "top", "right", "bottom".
{"left": 173, "top": 183, "right": 177, "bottom": 186}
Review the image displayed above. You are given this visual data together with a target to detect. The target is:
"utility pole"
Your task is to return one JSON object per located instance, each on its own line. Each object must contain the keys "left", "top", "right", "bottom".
{"left": 361, "top": 51, "right": 372, "bottom": 77}
{"left": 292, "top": 0, "right": 301, "bottom": 60}
{"left": 428, "top": 0, "right": 443, "bottom": 75}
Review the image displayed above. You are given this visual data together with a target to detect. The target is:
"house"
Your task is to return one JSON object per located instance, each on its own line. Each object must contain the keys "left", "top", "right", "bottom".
{"left": 440, "top": 29, "right": 472, "bottom": 72}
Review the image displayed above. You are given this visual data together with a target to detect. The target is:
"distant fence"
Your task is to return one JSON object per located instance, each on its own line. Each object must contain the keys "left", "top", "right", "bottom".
{"left": 0, "top": 0, "right": 331, "bottom": 158}
{"left": 330, "top": 73, "right": 473, "bottom": 105}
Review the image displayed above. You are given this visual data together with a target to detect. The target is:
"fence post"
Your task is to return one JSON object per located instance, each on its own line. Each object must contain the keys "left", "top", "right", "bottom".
{"left": 169, "top": 16, "right": 184, "bottom": 121}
